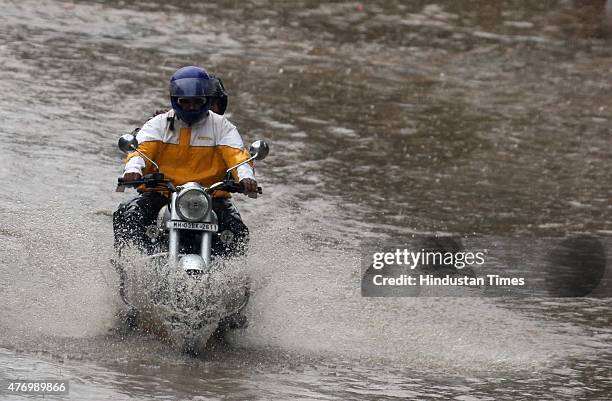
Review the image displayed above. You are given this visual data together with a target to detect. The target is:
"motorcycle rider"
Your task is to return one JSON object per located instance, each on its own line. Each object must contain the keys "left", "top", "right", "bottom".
{"left": 151, "top": 75, "right": 228, "bottom": 117}
{"left": 113, "top": 66, "right": 257, "bottom": 257}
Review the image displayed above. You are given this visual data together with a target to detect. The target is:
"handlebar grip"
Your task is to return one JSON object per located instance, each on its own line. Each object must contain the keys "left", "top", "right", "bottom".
{"left": 228, "top": 184, "right": 263, "bottom": 194}
{"left": 117, "top": 177, "right": 145, "bottom": 187}
{"left": 219, "top": 182, "right": 263, "bottom": 194}
{"left": 225, "top": 182, "right": 244, "bottom": 193}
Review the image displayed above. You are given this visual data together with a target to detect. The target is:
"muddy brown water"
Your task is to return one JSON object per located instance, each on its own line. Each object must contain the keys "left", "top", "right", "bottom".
{"left": 0, "top": 1, "right": 611, "bottom": 400}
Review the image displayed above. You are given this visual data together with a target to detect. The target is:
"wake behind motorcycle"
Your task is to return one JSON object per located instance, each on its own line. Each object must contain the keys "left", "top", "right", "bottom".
{"left": 113, "top": 133, "right": 269, "bottom": 352}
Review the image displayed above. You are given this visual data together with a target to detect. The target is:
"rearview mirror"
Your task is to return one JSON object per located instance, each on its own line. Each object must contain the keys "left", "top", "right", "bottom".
{"left": 249, "top": 140, "right": 269, "bottom": 161}
{"left": 118, "top": 134, "right": 138, "bottom": 153}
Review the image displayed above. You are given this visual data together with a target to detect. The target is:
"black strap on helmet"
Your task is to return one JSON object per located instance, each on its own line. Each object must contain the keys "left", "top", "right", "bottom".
{"left": 167, "top": 113, "right": 175, "bottom": 131}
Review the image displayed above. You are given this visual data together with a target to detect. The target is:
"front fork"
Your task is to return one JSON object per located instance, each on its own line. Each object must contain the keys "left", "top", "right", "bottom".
{"left": 201, "top": 231, "right": 213, "bottom": 267}
{"left": 200, "top": 209, "right": 218, "bottom": 266}
{"left": 169, "top": 227, "right": 180, "bottom": 261}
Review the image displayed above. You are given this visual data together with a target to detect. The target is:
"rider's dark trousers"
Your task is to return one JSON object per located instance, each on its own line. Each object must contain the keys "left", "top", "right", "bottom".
{"left": 113, "top": 192, "right": 249, "bottom": 257}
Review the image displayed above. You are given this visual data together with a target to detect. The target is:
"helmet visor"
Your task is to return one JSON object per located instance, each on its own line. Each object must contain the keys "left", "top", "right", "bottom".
{"left": 170, "top": 77, "right": 215, "bottom": 98}
{"left": 177, "top": 97, "right": 207, "bottom": 108}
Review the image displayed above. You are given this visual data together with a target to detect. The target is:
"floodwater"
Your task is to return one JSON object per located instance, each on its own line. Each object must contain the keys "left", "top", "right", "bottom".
{"left": 0, "top": 0, "right": 611, "bottom": 399}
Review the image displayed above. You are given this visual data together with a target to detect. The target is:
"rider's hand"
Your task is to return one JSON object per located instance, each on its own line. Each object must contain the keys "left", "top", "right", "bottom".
{"left": 240, "top": 178, "right": 258, "bottom": 198}
{"left": 123, "top": 172, "right": 142, "bottom": 182}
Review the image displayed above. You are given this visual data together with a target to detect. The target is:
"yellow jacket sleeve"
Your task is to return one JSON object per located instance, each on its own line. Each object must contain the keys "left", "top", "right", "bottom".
{"left": 124, "top": 141, "right": 161, "bottom": 175}
{"left": 218, "top": 145, "right": 254, "bottom": 181}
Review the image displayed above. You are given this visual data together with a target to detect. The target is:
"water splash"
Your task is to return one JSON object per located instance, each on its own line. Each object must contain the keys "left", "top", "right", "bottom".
{"left": 117, "top": 249, "right": 249, "bottom": 353}
{"left": 229, "top": 202, "right": 593, "bottom": 372}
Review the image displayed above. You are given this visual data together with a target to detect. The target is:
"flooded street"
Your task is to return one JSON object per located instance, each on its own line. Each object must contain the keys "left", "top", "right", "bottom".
{"left": 0, "top": 0, "right": 611, "bottom": 399}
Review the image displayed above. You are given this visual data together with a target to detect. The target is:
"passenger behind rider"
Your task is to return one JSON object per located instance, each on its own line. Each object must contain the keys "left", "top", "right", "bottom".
{"left": 114, "top": 67, "right": 256, "bottom": 257}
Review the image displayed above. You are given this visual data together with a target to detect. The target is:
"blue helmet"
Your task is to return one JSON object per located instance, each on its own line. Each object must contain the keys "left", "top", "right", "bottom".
{"left": 169, "top": 66, "right": 214, "bottom": 125}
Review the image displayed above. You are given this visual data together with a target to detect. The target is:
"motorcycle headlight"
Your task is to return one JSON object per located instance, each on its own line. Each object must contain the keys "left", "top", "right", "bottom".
{"left": 176, "top": 188, "right": 210, "bottom": 222}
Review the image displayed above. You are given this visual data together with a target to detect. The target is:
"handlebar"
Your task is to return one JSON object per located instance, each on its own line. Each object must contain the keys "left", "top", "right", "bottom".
{"left": 117, "top": 173, "right": 175, "bottom": 191}
{"left": 116, "top": 174, "right": 262, "bottom": 195}
{"left": 219, "top": 181, "right": 263, "bottom": 195}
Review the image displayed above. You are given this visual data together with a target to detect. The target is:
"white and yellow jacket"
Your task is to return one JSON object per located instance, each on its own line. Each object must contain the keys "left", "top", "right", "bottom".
{"left": 124, "top": 110, "right": 254, "bottom": 198}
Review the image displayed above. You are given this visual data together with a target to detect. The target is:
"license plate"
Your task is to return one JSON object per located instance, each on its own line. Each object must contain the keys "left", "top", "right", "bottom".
{"left": 167, "top": 221, "right": 218, "bottom": 231}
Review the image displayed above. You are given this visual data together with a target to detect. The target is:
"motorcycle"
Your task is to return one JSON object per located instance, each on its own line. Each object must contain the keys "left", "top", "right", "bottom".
{"left": 113, "top": 133, "right": 269, "bottom": 352}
